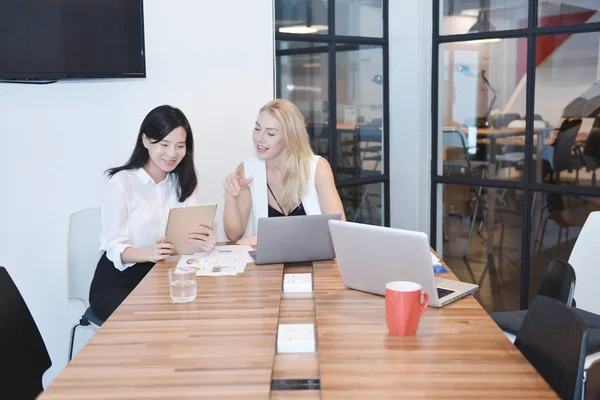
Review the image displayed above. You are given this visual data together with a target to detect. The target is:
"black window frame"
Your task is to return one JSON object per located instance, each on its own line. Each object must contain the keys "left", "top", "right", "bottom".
{"left": 431, "top": 0, "right": 600, "bottom": 309}
{"left": 275, "top": 0, "right": 391, "bottom": 226}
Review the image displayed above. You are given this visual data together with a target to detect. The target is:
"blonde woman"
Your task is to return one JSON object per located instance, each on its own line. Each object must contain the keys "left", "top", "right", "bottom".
{"left": 223, "top": 99, "right": 345, "bottom": 245}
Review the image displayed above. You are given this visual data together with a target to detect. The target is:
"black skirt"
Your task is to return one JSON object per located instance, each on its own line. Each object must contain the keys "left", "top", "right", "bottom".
{"left": 89, "top": 252, "right": 154, "bottom": 321}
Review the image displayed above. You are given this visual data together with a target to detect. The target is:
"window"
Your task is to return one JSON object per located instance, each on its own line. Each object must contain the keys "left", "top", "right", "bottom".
{"left": 276, "top": 0, "right": 389, "bottom": 225}
{"left": 433, "top": 0, "right": 600, "bottom": 312}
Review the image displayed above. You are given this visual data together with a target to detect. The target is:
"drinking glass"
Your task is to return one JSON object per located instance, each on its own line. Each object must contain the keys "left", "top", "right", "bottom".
{"left": 168, "top": 267, "right": 197, "bottom": 303}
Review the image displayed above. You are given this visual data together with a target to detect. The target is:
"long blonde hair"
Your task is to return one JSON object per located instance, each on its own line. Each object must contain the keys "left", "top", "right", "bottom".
{"left": 260, "top": 99, "right": 314, "bottom": 212}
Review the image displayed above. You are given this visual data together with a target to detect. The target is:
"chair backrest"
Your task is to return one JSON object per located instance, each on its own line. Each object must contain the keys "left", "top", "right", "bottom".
{"left": 358, "top": 124, "right": 383, "bottom": 142}
{"left": 583, "top": 128, "right": 600, "bottom": 165}
{"left": 568, "top": 211, "right": 600, "bottom": 315}
{"left": 442, "top": 127, "right": 470, "bottom": 150}
{"left": 537, "top": 258, "right": 576, "bottom": 306}
{"left": 0, "top": 267, "right": 52, "bottom": 399}
{"left": 67, "top": 207, "right": 102, "bottom": 306}
{"left": 580, "top": 130, "right": 600, "bottom": 172}
{"left": 515, "top": 296, "right": 588, "bottom": 400}
{"left": 357, "top": 125, "right": 383, "bottom": 171}
{"left": 507, "top": 119, "right": 525, "bottom": 128}
{"left": 553, "top": 118, "right": 583, "bottom": 173}
{"left": 442, "top": 127, "right": 480, "bottom": 172}
{"left": 502, "top": 113, "right": 521, "bottom": 127}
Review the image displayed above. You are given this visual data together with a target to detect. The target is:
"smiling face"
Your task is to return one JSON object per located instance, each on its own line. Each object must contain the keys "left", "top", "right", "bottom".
{"left": 142, "top": 126, "right": 187, "bottom": 180}
{"left": 253, "top": 111, "right": 286, "bottom": 162}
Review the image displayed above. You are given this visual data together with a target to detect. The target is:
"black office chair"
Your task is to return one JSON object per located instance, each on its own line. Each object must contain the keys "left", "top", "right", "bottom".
{"left": 571, "top": 307, "right": 600, "bottom": 357}
{"left": 585, "top": 127, "right": 600, "bottom": 158}
{"left": 580, "top": 127, "right": 600, "bottom": 186}
{"left": 586, "top": 360, "right": 600, "bottom": 399}
{"left": 553, "top": 118, "right": 584, "bottom": 184}
{"left": 0, "top": 266, "right": 52, "bottom": 399}
{"left": 535, "top": 192, "right": 582, "bottom": 256}
{"left": 515, "top": 295, "right": 588, "bottom": 400}
{"left": 491, "top": 258, "right": 575, "bottom": 336}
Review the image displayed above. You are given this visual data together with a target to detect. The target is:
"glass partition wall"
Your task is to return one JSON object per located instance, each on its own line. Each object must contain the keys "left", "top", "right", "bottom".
{"left": 276, "top": 0, "right": 389, "bottom": 225}
{"left": 433, "top": 0, "right": 600, "bottom": 312}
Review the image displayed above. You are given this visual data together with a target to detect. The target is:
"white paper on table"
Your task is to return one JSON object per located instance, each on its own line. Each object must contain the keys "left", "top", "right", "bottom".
{"left": 430, "top": 252, "right": 442, "bottom": 266}
{"left": 176, "top": 245, "right": 254, "bottom": 276}
{"left": 176, "top": 253, "right": 235, "bottom": 276}
{"left": 212, "top": 245, "right": 254, "bottom": 274}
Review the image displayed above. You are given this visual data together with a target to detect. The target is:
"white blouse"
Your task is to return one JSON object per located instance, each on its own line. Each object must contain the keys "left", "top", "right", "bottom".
{"left": 99, "top": 168, "right": 198, "bottom": 271}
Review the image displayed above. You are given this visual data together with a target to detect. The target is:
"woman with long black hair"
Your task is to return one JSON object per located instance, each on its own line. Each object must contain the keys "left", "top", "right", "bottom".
{"left": 89, "top": 105, "right": 216, "bottom": 321}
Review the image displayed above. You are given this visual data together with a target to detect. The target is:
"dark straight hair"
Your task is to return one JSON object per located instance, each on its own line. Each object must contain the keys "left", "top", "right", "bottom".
{"left": 107, "top": 105, "right": 197, "bottom": 202}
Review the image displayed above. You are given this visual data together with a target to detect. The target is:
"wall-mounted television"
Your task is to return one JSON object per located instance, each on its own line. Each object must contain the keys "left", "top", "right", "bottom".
{"left": 0, "top": 0, "right": 145, "bottom": 81}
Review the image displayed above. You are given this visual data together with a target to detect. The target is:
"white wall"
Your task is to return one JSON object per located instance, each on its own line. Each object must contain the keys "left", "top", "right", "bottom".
{"left": 389, "top": 0, "right": 432, "bottom": 236}
{"left": 0, "top": 0, "right": 273, "bottom": 387}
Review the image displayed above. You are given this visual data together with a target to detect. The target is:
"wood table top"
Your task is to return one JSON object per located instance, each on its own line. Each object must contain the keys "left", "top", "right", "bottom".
{"left": 40, "top": 252, "right": 557, "bottom": 399}
{"left": 313, "top": 259, "right": 557, "bottom": 399}
{"left": 476, "top": 127, "right": 549, "bottom": 138}
{"left": 40, "top": 261, "right": 284, "bottom": 400}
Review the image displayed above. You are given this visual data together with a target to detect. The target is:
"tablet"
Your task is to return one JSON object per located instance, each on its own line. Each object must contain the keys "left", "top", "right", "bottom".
{"left": 165, "top": 204, "right": 217, "bottom": 255}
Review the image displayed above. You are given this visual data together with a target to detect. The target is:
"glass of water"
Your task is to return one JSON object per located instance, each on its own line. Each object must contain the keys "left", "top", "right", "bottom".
{"left": 168, "top": 267, "right": 197, "bottom": 303}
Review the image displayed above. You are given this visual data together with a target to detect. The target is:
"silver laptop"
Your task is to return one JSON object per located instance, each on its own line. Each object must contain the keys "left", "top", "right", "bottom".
{"left": 250, "top": 214, "right": 342, "bottom": 264}
{"left": 328, "top": 220, "right": 479, "bottom": 307}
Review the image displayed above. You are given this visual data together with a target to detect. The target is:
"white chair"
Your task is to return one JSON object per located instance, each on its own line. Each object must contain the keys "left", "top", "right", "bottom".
{"left": 568, "top": 211, "right": 600, "bottom": 315}
{"left": 568, "top": 211, "right": 600, "bottom": 390}
{"left": 67, "top": 207, "right": 104, "bottom": 361}
{"left": 506, "top": 119, "right": 547, "bottom": 129}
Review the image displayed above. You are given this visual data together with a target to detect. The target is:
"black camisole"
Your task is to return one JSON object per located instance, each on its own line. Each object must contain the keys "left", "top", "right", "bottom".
{"left": 268, "top": 203, "right": 306, "bottom": 217}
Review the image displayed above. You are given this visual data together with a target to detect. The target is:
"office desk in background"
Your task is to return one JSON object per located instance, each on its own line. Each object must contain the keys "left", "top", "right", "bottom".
{"left": 39, "top": 253, "right": 557, "bottom": 399}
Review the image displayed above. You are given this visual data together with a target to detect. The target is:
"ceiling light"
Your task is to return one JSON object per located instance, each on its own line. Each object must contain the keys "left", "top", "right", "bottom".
{"left": 467, "top": 38, "right": 502, "bottom": 44}
{"left": 464, "top": 9, "right": 500, "bottom": 43}
{"left": 279, "top": 25, "right": 328, "bottom": 34}
{"left": 286, "top": 84, "right": 322, "bottom": 93}
{"left": 469, "top": 10, "right": 496, "bottom": 34}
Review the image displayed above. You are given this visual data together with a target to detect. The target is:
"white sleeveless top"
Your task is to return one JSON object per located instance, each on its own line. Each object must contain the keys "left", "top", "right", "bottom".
{"left": 243, "top": 155, "right": 322, "bottom": 235}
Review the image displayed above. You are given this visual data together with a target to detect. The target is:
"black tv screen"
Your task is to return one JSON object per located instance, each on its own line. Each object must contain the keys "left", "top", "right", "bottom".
{"left": 0, "top": 0, "right": 145, "bottom": 81}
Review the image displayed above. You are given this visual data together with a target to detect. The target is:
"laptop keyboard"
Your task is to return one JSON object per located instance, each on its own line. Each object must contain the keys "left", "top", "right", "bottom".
{"left": 437, "top": 287, "right": 455, "bottom": 299}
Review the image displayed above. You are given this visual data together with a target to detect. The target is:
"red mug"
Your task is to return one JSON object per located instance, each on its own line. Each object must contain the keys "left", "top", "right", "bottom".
{"left": 385, "top": 281, "right": 429, "bottom": 336}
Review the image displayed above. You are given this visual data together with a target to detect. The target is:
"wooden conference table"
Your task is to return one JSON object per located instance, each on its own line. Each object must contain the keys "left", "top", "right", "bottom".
{"left": 40, "top": 253, "right": 557, "bottom": 399}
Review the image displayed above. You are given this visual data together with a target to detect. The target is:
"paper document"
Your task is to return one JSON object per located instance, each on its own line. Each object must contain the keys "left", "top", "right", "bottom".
{"left": 430, "top": 252, "right": 442, "bottom": 266}
{"left": 176, "top": 245, "right": 254, "bottom": 276}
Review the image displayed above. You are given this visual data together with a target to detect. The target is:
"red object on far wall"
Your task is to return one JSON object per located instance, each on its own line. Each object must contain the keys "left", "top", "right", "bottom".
{"left": 517, "top": 10, "right": 596, "bottom": 82}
